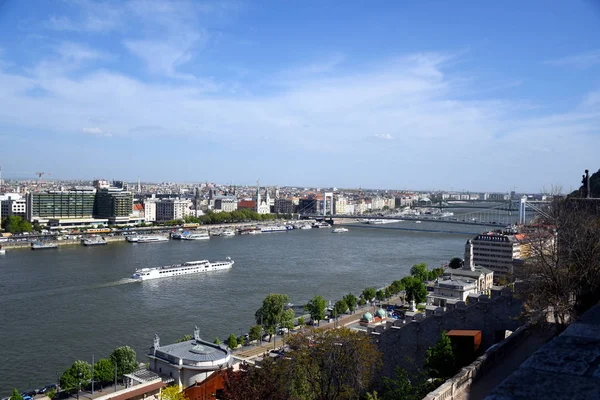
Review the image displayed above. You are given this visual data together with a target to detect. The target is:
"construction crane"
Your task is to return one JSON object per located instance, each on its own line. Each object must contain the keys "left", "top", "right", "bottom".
{"left": 35, "top": 172, "right": 51, "bottom": 187}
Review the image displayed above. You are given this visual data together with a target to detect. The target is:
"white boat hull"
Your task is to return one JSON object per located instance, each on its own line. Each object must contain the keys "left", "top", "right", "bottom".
{"left": 132, "top": 259, "right": 234, "bottom": 281}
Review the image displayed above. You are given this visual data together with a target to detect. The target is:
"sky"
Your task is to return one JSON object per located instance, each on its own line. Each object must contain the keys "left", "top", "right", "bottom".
{"left": 0, "top": 0, "right": 599, "bottom": 193}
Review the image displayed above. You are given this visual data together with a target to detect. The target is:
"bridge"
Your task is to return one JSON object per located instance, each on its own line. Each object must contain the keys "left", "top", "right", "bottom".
{"left": 300, "top": 197, "right": 549, "bottom": 227}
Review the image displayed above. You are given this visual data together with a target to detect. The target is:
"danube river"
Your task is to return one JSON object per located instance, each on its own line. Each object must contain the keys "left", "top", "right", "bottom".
{"left": 0, "top": 220, "right": 484, "bottom": 393}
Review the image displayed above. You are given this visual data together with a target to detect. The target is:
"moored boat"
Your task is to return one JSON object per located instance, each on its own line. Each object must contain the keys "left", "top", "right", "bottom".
{"left": 31, "top": 241, "right": 58, "bottom": 250}
{"left": 332, "top": 227, "right": 349, "bottom": 233}
{"left": 132, "top": 257, "right": 234, "bottom": 280}
{"left": 180, "top": 232, "right": 210, "bottom": 240}
{"left": 136, "top": 235, "right": 169, "bottom": 243}
{"left": 260, "top": 225, "right": 288, "bottom": 233}
{"left": 221, "top": 231, "right": 235, "bottom": 237}
{"left": 82, "top": 237, "right": 108, "bottom": 246}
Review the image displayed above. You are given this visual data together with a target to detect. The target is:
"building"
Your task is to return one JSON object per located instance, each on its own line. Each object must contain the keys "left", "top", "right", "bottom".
{"left": 156, "top": 199, "right": 192, "bottom": 221}
{"left": 334, "top": 196, "right": 348, "bottom": 214}
{"left": 427, "top": 277, "right": 479, "bottom": 307}
{"left": 27, "top": 187, "right": 96, "bottom": 224}
{"left": 94, "top": 188, "right": 135, "bottom": 224}
{"left": 214, "top": 198, "right": 238, "bottom": 213}
{"left": 144, "top": 198, "right": 157, "bottom": 222}
{"left": 0, "top": 193, "right": 26, "bottom": 219}
{"left": 445, "top": 246, "right": 494, "bottom": 293}
{"left": 254, "top": 181, "right": 270, "bottom": 214}
{"left": 298, "top": 197, "right": 318, "bottom": 214}
{"left": 273, "top": 198, "right": 295, "bottom": 214}
{"left": 237, "top": 199, "right": 256, "bottom": 210}
{"left": 464, "top": 233, "right": 522, "bottom": 279}
{"left": 148, "top": 327, "right": 233, "bottom": 390}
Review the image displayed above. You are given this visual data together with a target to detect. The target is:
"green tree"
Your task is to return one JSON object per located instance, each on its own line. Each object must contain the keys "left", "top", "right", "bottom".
{"left": 214, "top": 337, "right": 221, "bottom": 345}
{"left": 402, "top": 276, "right": 428, "bottom": 304}
{"left": 248, "top": 325, "right": 262, "bottom": 342}
{"left": 358, "top": 297, "right": 366, "bottom": 306}
{"left": 286, "top": 327, "right": 382, "bottom": 400}
{"left": 376, "top": 289, "right": 385, "bottom": 302}
{"left": 110, "top": 346, "right": 137, "bottom": 378}
{"left": 425, "top": 332, "right": 457, "bottom": 379}
{"left": 343, "top": 293, "right": 357, "bottom": 312}
{"left": 160, "top": 385, "right": 188, "bottom": 400}
{"left": 226, "top": 333, "right": 238, "bottom": 349}
{"left": 46, "top": 388, "right": 56, "bottom": 400}
{"left": 10, "top": 389, "right": 22, "bottom": 400}
{"left": 449, "top": 257, "right": 463, "bottom": 269}
{"left": 384, "top": 286, "right": 391, "bottom": 299}
{"left": 428, "top": 267, "right": 445, "bottom": 281}
{"left": 379, "top": 367, "right": 434, "bottom": 400}
{"left": 410, "top": 262, "right": 429, "bottom": 282}
{"left": 176, "top": 334, "right": 192, "bottom": 343}
{"left": 304, "top": 295, "right": 327, "bottom": 326}
{"left": 297, "top": 316, "right": 304, "bottom": 326}
{"left": 255, "top": 293, "right": 291, "bottom": 337}
{"left": 362, "top": 287, "right": 376, "bottom": 302}
{"left": 389, "top": 280, "right": 404, "bottom": 294}
{"left": 94, "top": 358, "right": 114, "bottom": 386}
{"left": 334, "top": 299, "right": 348, "bottom": 316}
{"left": 280, "top": 308, "right": 296, "bottom": 331}
{"left": 1, "top": 215, "right": 32, "bottom": 234}
{"left": 60, "top": 360, "right": 93, "bottom": 392}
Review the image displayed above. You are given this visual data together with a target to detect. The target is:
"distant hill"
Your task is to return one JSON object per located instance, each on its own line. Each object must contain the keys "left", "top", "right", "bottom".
{"left": 570, "top": 169, "right": 600, "bottom": 198}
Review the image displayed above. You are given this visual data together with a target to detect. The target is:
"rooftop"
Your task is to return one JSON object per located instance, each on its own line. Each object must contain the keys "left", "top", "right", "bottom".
{"left": 155, "top": 339, "right": 230, "bottom": 363}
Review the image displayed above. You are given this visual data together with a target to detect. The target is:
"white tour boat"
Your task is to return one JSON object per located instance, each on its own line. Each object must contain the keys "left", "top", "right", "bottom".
{"left": 180, "top": 232, "right": 210, "bottom": 240}
{"left": 332, "top": 227, "right": 349, "bottom": 233}
{"left": 221, "top": 231, "right": 235, "bottom": 237}
{"left": 136, "top": 235, "right": 169, "bottom": 243}
{"left": 299, "top": 224, "right": 312, "bottom": 230}
{"left": 312, "top": 222, "right": 330, "bottom": 228}
{"left": 132, "top": 257, "right": 234, "bottom": 281}
{"left": 260, "top": 225, "right": 288, "bottom": 233}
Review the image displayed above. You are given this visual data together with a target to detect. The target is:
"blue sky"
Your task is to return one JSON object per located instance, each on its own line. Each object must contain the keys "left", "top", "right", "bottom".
{"left": 0, "top": 0, "right": 599, "bottom": 193}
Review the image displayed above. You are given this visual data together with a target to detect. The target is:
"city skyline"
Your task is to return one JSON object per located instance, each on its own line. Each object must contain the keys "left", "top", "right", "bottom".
{"left": 1, "top": 1, "right": 599, "bottom": 192}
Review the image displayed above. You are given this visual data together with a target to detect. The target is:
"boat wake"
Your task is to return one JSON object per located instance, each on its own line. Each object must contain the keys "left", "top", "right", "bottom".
{"left": 0, "top": 278, "right": 139, "bottom": 302}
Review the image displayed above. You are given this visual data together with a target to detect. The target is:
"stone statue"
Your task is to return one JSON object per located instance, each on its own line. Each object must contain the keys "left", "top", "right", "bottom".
{"left": 153, "top": 334, "right": 160, "bottom": 349}
{"left": 194, "top": 326, "right": 200, "bottom": 342}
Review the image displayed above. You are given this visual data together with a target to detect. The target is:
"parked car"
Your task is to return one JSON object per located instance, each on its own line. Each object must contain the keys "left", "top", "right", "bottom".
{"left": 278, "top": 328, "right": 289, "bottom": 335}
{"left": 22, "top": 396, "right": 32, "bottom": 400}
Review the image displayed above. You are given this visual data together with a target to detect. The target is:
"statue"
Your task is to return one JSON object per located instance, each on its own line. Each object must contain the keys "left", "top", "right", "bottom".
{"left": 153, "top": 334, "right": 160, "bottom": 350}
{"left": 194, "top": 326, "right": 200, "bottom": 342}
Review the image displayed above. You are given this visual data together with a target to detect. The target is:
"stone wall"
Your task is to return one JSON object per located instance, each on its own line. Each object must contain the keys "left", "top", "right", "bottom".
{"left": 376, "top": 288, "right": 523, "bottom": 378}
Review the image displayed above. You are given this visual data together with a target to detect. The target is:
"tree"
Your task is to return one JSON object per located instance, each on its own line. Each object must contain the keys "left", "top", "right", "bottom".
{"left": 223, "top": 358, "right": 291, "bottom": 400}
{"left": 449, "top": 257, "right": 463, "bottom": 269}
{"left": 517, "top": 197, "right": 600, "bottom": 328}
{"left": 60, "top": 360, "right": 93, "bottom": 392}
{"left": 94, "top": 358, "right": 115, "bottom": 386}
{"left": 428, "top": 267, "right": 445, "bottom": 281}
{"left": 410, "top": 262, "right": 429, "bottom": 282}
{"left": 362, "top": 287, "right": 376, "bottom": 302}
{"left": 402, "top": 276, "right": 427, "bottom": 304}
{"left": 110, "top": 346, "right": 137, "bottom": 378}
{"left": 255, "top": 293, "right": 292, "bottom": 337}
{"left": 304, "top": 295, "right": 327, "bottom": 326}
{"left": 384, "top": 286, "right": 391, "bottom": 300}
{"left": 358, "top": 297, "right": 366, "bottom": 306}
{"left": 10, "top": 389, "right": 22, "bottom": 400}
{"left": 378, "top": 367, "right": 434, "bottom": 400}
{"left": 214, "top": 337, "right": 221, "bottom": 345}
{"left": 286, "top": 327, "right": 382, "bottom": 400}
{"left": 1, "top": 215, "right": 32, "bottom": 234}
{"left": 176, "top": 334, "right": 192, "bottom": 343}
{"left": 376, "top": 289, "right": 385, "bottom": 302}
{"left": 343, "top": 293, "right": 357, "bottom": 312}
{"left": 280, "top": 308, "right": 296, "bottom": 331}
{"left": 248, "top": 325, "right": 262, "bottom": 342}
{"left": 425, "top": 332, "right": 457, "bottom": 379}
{"left": 46, "top": 388, "right": 56, "bottom": 400}
{"left": 389, "top": 280, "right": 404, "bottom": 295}
{"left": 334, "top": 299, "right": 348, "bottom": 316}
{"left": 160, "top": 385, "right": 188, "bottom": 400}
{"left": 297, "top": 316, "right": 305, "bottom": 326}
{"left": 226, "top": 333, "right": 238, "bottom": 349}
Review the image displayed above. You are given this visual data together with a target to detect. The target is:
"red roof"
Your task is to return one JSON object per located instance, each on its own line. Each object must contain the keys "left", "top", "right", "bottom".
{"left": 447, "top": 330, "right": 481, "bottom": 337}
{"left": 133, "top": 204, "right": 144, "bottom": 211}
{"left": 238, "top": 200, "right": 256, "bottom": 209}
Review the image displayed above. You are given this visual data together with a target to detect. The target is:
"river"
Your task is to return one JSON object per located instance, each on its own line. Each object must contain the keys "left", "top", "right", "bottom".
{"left": 0, "top": 218, "right": 490, "bottom": 393}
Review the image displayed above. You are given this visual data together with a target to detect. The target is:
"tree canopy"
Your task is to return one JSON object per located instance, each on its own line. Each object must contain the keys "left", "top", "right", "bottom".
{"left": 10, "top": 389, "right": 23, "bottom": 400}
{"left": 176, "top": 334, "right": 192, "bottom": 343}
{"left": 160, "top": 385, "right": 188, "bottom": 400}
{"left": 60, "top": 360, "right": 93, "bottom": 392}
{"left": 401, "top": 276, "right": 427, "bottom": 304}
{"left": 248, "top": 325, "right": 262, "bottom": 342}
{"left": 425, "top": 332, "right": 457, "bottom": 379}
{"left": 377, "top": 367, "right": 434, "bottom": 400}
{"left": 255, "top": 293, "right": 293, "bottom": 335}
{"left": 94, "top": 358, "right": 114, "bottom": 386}
{"left": 333, "top": 299, "right": 348, "bottom": 317}
{"left": 304, "top": 295, "right": 327, "bottom": 326}
{"left": 410, "top": 263, "right": 429, "bottom": 282}
{"left": 226, "top": 333, "right": 238, "bottom": 349}
{"left": 1, "top": 215, "right": 32, "bottom": 234}
{"left": 343, "top": 293, "right": 357, "bottom": 312}
{"left": 449, "top": 257, "right": 463, "bottom": 269}
{"left": 362, "top": 287, "right": 376, "bottom": 302}
{"left": 110, "top": 346, "right": 137, "bottom": 378}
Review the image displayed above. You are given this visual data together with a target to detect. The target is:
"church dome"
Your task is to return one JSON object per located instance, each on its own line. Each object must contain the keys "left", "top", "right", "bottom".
{"left": 376, "top": 308, "right": 386, "bottom": 318}
{"left": 361, "top": 312, "right": 373, "bottom": 322}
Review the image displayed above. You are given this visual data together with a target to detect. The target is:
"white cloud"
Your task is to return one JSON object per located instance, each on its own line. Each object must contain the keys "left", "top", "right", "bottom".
{"left": 81, "top": 127, "right": 112, "bottom": 137}
{"left": 372, "top": 134, "right": 394, "bottom": 140}
{"left": 545, "top": 50, "right": 600, "bottom": 69}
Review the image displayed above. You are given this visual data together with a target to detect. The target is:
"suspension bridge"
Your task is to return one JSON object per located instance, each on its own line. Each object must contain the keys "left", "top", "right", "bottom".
{"left": 299, "top": 196, "right": 548, "bottom": 228}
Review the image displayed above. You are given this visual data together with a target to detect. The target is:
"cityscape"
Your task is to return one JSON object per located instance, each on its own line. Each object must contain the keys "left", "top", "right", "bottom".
{"left": 2, "top": 1, "right": 600, "bottom": 400}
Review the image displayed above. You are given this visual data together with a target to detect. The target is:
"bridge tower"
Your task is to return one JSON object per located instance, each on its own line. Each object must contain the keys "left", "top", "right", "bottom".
{"left": 518, "top": 196, "right": 527, "bottom": 225}
{"left": 323, "top": 192, "right": 334, "bottom": 217}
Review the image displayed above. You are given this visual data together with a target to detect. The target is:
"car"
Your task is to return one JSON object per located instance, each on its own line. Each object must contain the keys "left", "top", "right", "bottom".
{"left": 278, "top": 328, "right": 289, "bottom": 335}
{"left": 22, "top": 396, "right": 32, "bottom": 400}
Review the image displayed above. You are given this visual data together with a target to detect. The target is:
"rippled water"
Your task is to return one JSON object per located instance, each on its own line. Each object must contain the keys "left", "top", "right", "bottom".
{"left": 0, "top": 221, "right": 480, "bottom": 393}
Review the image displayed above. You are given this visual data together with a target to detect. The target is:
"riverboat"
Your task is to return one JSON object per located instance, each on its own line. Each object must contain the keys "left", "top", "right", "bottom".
{"left": 135, "top": 235, "right": 169, "bottom": 243}
{"left": 31, "top": 241, "right": 58, "bottom": 250}
{"left": 332, "top": 227, "right": 349, "bottom": 233}
{"left": 82, "top": 237, "right": 108, "bottom": 246}
{"left": 312, "top": 222, "right": 330, "bottom": 228}
{"left": 132, "top": 257, "right": 234, "bottom": 281}
{"left": 221, "top": 231, "right": 235, "bottom": 237}
{"left": 260, "top": 225, "right": 288, "bottom": 233}
{"left": 180, "top": 232, "right": 210, "bottom": 240}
